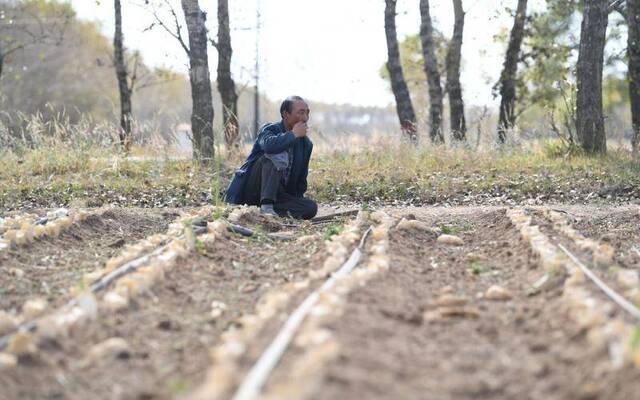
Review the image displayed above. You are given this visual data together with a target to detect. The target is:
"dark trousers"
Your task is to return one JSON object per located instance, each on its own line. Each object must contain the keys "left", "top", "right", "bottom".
{"left": 243, "top": 156, "right": 318, "bottom": 220}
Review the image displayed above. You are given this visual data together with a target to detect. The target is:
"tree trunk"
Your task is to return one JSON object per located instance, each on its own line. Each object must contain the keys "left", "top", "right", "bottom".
{"left": 113, "top": 0, "right": 132, "bottom": 152}
{"left": 446, "top": 0, "right": 466, "bottom": 141}
{"left": 217, "top": 0, "right": 239, "bottom": 150}
{"left": 384, "top": 0, "right": 418, "bottom": 142}
{"left": 629, "top": 0, "right": 640, "bottom": 152}
{"left": 576, "top": 0, "right": 608, "bottom": 155}
{"left": 182, "top": 0, "right": 215, "bottom": 161}
{"left": 419, "top": 0, "right": 444, "bottom": 144}
{"left": 497, "top": 0, "right": 528, "bottom": 144}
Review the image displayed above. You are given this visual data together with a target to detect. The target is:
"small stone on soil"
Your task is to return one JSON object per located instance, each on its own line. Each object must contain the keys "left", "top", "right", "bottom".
{"left": 464, "top": 252, "right": 487, "bottom": 263}
{"left": 485, "top": 285, "right": 514, "bottom": 301}
{"left": 436, "top": 294, "right": 468, "bottom": 307}
{"left": 86, "top": 337, "right": 130, "bottom": 364}
{"left": 616, "top": 269, "right": 639, "bottom": 290}
{"left": 396, "top": 219, "right": 430, "bottom": 233}
{"left": 103, "top": 291, "right": 129, "bottom": 311}
{"left": 0, "top": 312, "right": 18, "bottom": 336}
{"left": 210, "top": 301, "right": 228, "bottom": 319}
{"left": 593, "top": 243, "right": 615, "bottom": 266}
{"left": 22, "top": 298, "right": 48, "bottom": 318}
{"left": 7, "top": 332, "right": 36, "bottom": 356}
{"left": 438, "top": 306, "right": 481, "bottom": 318}
{"left": 239, "top": 283, "right": 258, "bottom": 293}
{"left": 0, "top": 352, "right": 18, "bottom": 369}
{"left": 437, "top": 234, "right": 464, "bottom": 246}
{"left": 439, "top": 285, "right": 454, "bottom": 294}
{"left": 8, "top": 268, "right": 25, "bottom": 278}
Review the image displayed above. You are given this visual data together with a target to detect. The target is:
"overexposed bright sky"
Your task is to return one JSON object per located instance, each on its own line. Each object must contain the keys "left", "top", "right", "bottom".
{"left": 68, "top": 0, "right": 544, "bottom": 107}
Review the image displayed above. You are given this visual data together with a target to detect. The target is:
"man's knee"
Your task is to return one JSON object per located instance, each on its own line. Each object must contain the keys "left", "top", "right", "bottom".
{"left": 261, "top": 156, "right": 283, "bottom": 172}
{"left": 261, "top": 157, "right": 284, "bottom": 181}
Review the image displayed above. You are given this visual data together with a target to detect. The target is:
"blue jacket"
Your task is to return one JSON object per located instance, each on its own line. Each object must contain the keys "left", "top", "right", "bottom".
{"left": 224, "top": 121, "right": 313, "bottom": 204}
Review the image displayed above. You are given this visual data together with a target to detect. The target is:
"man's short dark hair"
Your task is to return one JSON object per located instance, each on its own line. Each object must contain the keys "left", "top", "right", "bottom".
{"left": 280, "top": 95, "right": 305, "bottom": 117}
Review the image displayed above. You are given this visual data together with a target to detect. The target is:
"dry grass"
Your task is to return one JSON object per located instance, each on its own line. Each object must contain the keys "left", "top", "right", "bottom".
{"left": 1, "top": 113, "right": 639, "bottom": 210}
{"left": 309, "top": 138, "right": 640, "bottom": 205}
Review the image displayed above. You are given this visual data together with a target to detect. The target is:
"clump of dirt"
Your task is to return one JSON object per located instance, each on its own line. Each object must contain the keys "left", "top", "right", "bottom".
{"left": 232, "top": 210, "right": 292, "bottom": 233}
{"left": 0, "top": 208, "right": 176, "bottom": 312}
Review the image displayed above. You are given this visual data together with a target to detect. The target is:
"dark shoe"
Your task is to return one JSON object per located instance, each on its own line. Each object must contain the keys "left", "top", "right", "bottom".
{"left": 260, "top": 204, "right": 278, "bottom": 217}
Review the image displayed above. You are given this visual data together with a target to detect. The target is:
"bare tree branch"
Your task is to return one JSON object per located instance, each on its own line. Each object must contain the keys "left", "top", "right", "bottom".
{"left": 148, "top": 0, "right": 190, "bottom": 56}
{"left": 609, "top": 0, "right": 626, "bottom": 13}
{"left": 129, "top": 51, "right": 140, "bottom": 92}
{"left": 135, "top": 75, "right": 181, "bottom": 90}
{"left": 612, "top": 1, "right": 627, "bottom": 18}
{"left": 0, "top": 2, "right": 71, "bottom": 61}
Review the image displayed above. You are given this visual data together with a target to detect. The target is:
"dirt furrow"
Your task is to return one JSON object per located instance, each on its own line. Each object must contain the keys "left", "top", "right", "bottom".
{"left": 0, "top": 211, "right": 331, "bottom": 400}
{"left": 0, "top": 208, "right": 178, "bottom": 313}
{"left": 184, "top": 213, "right": 367, "bottom": 400}
{"left": 562, "top": 206, "right": 640, "bottom": 270}
{"left": 528, "top": 207, "right": 640, "bottom": 323}
{"left": 4, "top": 205, "right": 639, "bottom": 400}
{"left": 306, "top": 207, "right": 640, "bottom": 400}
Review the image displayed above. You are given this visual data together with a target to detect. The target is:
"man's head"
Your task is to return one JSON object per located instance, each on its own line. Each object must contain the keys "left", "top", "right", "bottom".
{"left": 280, "top": 96, "right": 310, "bottom": 129}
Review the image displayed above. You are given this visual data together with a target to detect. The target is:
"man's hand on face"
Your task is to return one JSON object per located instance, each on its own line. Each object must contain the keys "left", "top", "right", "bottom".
{"left": 292, "top": 121, "right": 308, "bottom": 138}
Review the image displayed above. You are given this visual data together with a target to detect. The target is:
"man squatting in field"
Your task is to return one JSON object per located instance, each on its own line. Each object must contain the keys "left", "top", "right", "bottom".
{"left": 224, "top": 96, "right": 318, "bottom": 219}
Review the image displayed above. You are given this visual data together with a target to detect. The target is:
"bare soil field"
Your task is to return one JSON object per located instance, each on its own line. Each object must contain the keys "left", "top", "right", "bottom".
{"left": 0, "top": 208, "right": 177, "bottom": 312}
{"left": 1, "top": 205, "right": 639, "bottom": 400}
{"left": 310, "top": 207, "right": 640, "bottom": 400}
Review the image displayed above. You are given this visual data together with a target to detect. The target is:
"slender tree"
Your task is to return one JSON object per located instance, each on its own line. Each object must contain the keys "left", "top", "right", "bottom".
{"left": 628, "top": 0, "right": 640, "bottom": 151}
{"left": 575, "top": 0, "right": 609, "bottom": 154}
{"left": 446, "top": 0, "right": 466, "bottom": 141}
{"left": 384, "top": 0, "right": 418, "bottom": 142}
{"left": 212, "top": 0, "right": 239, "bottom": 150}
{"left": 419, "top": 0, "right": 444, "bottom": 144}
{"left": 181, "top": 0, "right": 215, "bottom": 161}
{"left": 496, "top": 0, "right": 528, "bottom": 143}
{"left": 114, "top": 0, "right": 132, "bottom": 151}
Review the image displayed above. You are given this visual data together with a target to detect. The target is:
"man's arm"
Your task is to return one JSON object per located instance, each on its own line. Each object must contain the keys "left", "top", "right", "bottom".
{"left": 258, "top": 125, "right": 296, "bottom": 154}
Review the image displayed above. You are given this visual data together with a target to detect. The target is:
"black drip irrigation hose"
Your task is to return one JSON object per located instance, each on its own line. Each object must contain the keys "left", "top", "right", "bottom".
{"left": 227, "top": 224, "right": 294, "bottom": 241}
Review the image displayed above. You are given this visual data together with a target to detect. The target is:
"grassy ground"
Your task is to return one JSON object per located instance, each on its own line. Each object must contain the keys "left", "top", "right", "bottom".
{"left": 1, "top": 139, "right": 639, "bottom": 211}
{"left": 311, "top": 142, "right": 640, "bottom": 206}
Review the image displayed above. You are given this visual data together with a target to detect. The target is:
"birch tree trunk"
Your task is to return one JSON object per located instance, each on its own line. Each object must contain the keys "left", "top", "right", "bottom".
{"left": 419, "top": 0, "right": 444, "bottom": 144}
{"left": 113, "top": 0, "right": 132, "bottom": 151}
{"left": 181, "top": 0, "right": 215, "bottom": 161}
{"left": 446, "top": 0, "right": 466, "bottom": 141}
{"left": 497, "top": 0, "right": 528, "bottom": 144}
{"left": 576, "top": 0, "right": 608, "bottom": 154}
{"left": 216, "top": 0, "right": 239, "bottom": 150}
{"left": 384, "top": 0, "right": 418, "bottom": 142}
{"left": 628, "top": 0, "right": 640, "bottom": 152}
